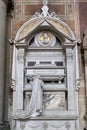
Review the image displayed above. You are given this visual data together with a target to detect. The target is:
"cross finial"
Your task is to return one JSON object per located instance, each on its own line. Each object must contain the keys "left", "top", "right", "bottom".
{"left": 42, "top": 0, "right": 49, "bottom": 17}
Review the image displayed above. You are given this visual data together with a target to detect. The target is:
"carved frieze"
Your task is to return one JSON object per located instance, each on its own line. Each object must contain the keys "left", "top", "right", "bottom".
{"left": 14, "top": 120, "right": 76, "bottom": 130}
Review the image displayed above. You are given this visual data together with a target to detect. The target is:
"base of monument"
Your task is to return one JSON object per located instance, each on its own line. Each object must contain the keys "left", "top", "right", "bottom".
{"left": 0, "top": 122, "right": 10, "bottom": 130}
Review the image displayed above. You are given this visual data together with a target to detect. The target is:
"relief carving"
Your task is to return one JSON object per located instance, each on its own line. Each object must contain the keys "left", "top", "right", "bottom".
{"left": 17, "top": 49, "right": 24, "bottom": 62}
{"left": 76, "top": 78, "right": 80, "bottom": 91}
{"left": 49, "top": 122, "right": 65, "bottom": 128}
{"left": 27, "top": 123, "right": 41, "bottom": 129}
{"left": 43, "top": 93, "right": 66, "bottom": 109}
{"left": 35, "top": 32, "right": 56, "bottom": 47}
{"left": 57, "top": 75, "right": 65, "bottom": 84}
{"left": 20, "top": 122, "right": 26, "bottom": 130}
{"left": 42, "top": 122, "right": 48, "bottom": 130}
{"left": 24, "top": 121, "right": 72, "bottom": 130}
{"left": 13, "top": 120, "right": 75, "bottom": 130}
{"left": 66, "top": 49, "right": 73, "bottom": 61}
{"left": 65, "top": 121, "right": 71, "bottom": 130}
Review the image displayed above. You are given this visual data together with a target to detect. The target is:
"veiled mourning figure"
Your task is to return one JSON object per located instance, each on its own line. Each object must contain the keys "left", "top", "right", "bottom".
{"left": 14, "top": 74, "right": 44, "bottom": 119}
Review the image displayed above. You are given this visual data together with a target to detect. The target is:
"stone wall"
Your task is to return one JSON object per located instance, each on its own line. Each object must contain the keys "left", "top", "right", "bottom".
{"left": 79, "top": 1, "right": 87, "bottom": 39}
{"left": 9, "top": 0, "right": 87, "bottom": 130}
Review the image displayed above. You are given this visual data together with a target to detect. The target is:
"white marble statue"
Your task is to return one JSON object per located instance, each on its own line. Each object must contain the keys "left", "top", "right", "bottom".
{"left": 14, "top": 74, "right": 44, "bottom": 119}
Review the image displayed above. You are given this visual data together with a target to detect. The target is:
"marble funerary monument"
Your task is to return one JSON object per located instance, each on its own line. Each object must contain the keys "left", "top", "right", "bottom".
{"left": 11, "top": 0, "right": 79, "bottom": 130}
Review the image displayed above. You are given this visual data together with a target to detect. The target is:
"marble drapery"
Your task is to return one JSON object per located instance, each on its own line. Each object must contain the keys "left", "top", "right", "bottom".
{"left": 14, "top": 75, "right": 44, "bottom": 119}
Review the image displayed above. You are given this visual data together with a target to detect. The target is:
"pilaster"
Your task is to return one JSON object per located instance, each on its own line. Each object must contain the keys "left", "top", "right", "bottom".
{"left": 66, "top": 48, "right": 75, "bottom": 110}
{"left": 16, "top": 48, "right": 25, "bottom": 110}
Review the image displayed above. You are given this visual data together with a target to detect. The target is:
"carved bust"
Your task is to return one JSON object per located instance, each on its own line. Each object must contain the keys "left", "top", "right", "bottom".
{"left": 35, "top": 31, "right": 56, "bottom": 47}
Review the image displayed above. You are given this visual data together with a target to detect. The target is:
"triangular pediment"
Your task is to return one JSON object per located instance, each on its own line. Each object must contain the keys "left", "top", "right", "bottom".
{"left": 15, "top": 17, "right": 75, "bottom": 42}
